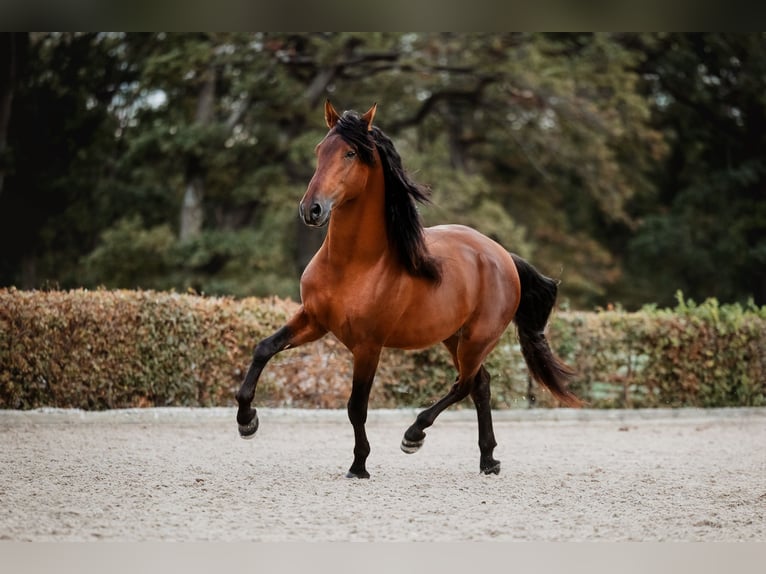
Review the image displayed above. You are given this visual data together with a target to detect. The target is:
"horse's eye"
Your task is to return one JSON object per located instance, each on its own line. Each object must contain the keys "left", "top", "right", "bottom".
{"left": 345, "top": 150, "right": 357, "bottom": 159}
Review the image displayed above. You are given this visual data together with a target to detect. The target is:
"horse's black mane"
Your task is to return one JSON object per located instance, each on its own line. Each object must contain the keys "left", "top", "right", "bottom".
{"left": 334, "top": 110, "right": 442, "bottom": 283}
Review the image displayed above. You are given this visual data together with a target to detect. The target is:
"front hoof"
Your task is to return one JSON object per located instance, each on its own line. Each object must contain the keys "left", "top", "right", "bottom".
{"left": 400, "top": 437, "right": 424, "bottom": 454}
{"left": 401, "top": 426, "right": 425, "bottom": 454}
{"left": 345, "top": 470, "right": 370, "bottom": 479}
{"left": 238, "top": 415, "right": 259, "bottom": 439}
{"left": 480, "top": 460, "right": 501, "bottom": 475}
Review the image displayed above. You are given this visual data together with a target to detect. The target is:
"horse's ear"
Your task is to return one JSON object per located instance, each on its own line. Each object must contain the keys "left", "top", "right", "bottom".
{"left": 324, "top": 99, "right": 341, "bottom": 128}
{"left": 361, "top": 102, "right": 377, "bottom": 132}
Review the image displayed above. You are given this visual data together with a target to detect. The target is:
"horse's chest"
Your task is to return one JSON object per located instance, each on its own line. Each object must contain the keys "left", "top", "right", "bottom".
{"left": 303, "top": 271, "right": 394, "bottom": 344}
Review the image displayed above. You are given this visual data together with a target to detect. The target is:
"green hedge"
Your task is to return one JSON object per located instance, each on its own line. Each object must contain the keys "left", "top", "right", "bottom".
{"left": 1, "top": 288, "right": 764, "bottom": 409}
{"left": 551, "top": 296, "right": 766, "bottom": 408}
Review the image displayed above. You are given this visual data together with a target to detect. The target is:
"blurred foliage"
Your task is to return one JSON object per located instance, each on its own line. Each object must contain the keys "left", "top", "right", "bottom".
{"left": 1, "top": 33, "right": 765, "bottom": 308}
{"left": 2, "top": 289, "right": 763, "bottom": 410}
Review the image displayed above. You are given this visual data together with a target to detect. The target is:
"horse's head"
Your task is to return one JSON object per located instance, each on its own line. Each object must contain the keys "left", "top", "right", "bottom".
{"left": 299, "top": 100, "right": 378, "bottom": 227}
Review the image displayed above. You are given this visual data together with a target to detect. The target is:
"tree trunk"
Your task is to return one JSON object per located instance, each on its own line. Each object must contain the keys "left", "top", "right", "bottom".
{"left": 0, "top": 33, "right": 22, "bottom": 198}
{"left": 180, "top": 176, "right": 205, "bottom": 242}
{"left": 179, "top": 63, "right": 216, "bottom": 242}
{"left": 446, "top": 102, "right": 468, "bottom": 171}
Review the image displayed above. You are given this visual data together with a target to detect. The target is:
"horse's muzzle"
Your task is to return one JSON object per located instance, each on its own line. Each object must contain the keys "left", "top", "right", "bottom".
{"left": 299, "top": 199, "right": 331, "bottom": 227}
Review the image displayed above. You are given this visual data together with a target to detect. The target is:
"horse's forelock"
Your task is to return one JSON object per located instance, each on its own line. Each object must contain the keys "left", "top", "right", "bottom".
{"left": 334, "top": 111, "right": 375, "bottom": 165}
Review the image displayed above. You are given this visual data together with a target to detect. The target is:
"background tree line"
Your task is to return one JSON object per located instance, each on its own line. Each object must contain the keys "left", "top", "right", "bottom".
{"left": 1, "top": 32, "right": 764, "bottom": 309}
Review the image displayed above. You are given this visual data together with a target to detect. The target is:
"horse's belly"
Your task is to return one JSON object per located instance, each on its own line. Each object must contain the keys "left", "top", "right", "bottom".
{"left": 386, "top": 278, "right": 472, "bottom": 348}
{"left": 319, "top": 292, "right": 463, "bottom": 351}
{"left": 383, "top": 312, "right": 465, "bottom": 350}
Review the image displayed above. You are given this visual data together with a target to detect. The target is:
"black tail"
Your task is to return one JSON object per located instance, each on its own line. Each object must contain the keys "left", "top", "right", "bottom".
{"left": 511, "top": 254, "right": 582, "bottom": 408}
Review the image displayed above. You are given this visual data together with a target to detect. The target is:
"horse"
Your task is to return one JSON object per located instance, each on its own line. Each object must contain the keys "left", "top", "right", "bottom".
{"left": 236, "top": 100, "right": 582, "bottom": 478}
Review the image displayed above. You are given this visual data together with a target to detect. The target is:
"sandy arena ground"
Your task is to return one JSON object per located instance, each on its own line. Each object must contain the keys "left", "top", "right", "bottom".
{"left": 0, "top": 407, "right": 764, "bottom": 542}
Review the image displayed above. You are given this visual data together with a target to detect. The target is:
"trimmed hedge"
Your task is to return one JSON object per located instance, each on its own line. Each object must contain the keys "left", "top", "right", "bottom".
{"left": 551, "top": 297, "right": 766, "bottom": 408}
{"left": 1, "top": 288, "right": 764, "bottom": 409}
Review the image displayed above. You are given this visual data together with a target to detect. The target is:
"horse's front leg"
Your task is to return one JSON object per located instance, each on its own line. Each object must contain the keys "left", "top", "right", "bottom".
{"left": 236, "top": 308, "right": 325, "bottom": 438}
{"left": 345, "top": 346, "right": 382, "bottom": 479}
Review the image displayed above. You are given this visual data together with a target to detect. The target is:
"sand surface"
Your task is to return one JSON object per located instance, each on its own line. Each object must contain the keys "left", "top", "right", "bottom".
{"left": 1, "top": 407, "right": 764, "bottom": 541}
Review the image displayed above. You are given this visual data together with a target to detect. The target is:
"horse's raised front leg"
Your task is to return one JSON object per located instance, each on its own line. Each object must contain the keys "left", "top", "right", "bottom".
{"left": 345, "top": 346, "right": 382, "bottom": 479}
{"left": 235, "top": 308, "right": 325, "bottom": 438}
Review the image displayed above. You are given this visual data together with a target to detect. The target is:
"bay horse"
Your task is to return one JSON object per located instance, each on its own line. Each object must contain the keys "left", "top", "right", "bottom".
{"left": 236, "top": 101, "right": 581, "bottom": 478}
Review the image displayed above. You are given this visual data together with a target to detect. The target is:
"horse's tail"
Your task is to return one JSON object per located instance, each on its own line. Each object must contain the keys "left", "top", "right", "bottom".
{"left": 511, "top": 253, "right": 583, "bottom": 408}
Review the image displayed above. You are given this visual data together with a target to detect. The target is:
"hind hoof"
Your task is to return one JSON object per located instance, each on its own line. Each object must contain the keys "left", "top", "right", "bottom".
{"left": 238, "top": 416, "right": 259, "bottom": 439}
{"left": 345, "top": 470, "right": 370, "bottom": 479}
{"left": 481, "top": 460, "right": 501, "bottom": 475}
{"left": 401, "top": 437, "right": 424, "bottom": 454}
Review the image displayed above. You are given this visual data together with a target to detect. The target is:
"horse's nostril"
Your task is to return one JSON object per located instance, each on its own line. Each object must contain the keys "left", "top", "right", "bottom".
{"left": 310, "top": 203, "right": 323, "bottom": 219}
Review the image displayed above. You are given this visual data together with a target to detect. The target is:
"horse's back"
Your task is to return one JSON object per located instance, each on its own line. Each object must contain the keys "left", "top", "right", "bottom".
{"left": 425, "top": 224, "right": 518, "bottom": 288}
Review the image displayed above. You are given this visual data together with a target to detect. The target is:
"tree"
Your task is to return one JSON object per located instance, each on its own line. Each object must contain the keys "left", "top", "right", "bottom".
{"left": 0, "top": 33, "right": 128, "bottom": 288}
{"left": 625, "top": 33, "right": 766, "bottom": 306}
{"left": 2, "top": 33, "right": 762, "bottom": 309}
{"left": 343, "top": 33, "right": 662, "bottom": 306}
{"left": 0, "top": 33, "right": 25, "bottom": 198}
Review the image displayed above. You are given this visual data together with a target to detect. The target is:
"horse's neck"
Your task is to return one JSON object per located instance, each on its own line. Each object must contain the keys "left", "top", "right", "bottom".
{"left": 324, "top": 174, "right": 388, "bottom": 269}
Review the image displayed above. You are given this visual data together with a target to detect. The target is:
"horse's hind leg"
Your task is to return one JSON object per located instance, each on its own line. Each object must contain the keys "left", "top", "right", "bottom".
{"left": 401, "top": 336, "right": 472, "bottom": 454}
{"left": 471, "top": 365, "right": 500, "bottom": 475}
{"left": 402, "top": 334, "right": 502, "bottom": 476}
{"left": 401, "top": 376, "right": 472, "bottom": 454}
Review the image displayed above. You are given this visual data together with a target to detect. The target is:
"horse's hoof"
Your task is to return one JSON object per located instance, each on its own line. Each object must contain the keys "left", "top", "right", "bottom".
{"left": 481, "top": 460, "right": 501, "bottom": 475}
{"left": 345, "top": 470, "right": 370, "bottom": 479}
{"left": 400, "top": 437, "right": 424, "bottom": 454}
{"left": 238, "top": 416, "right": 259, "bottom": 439}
